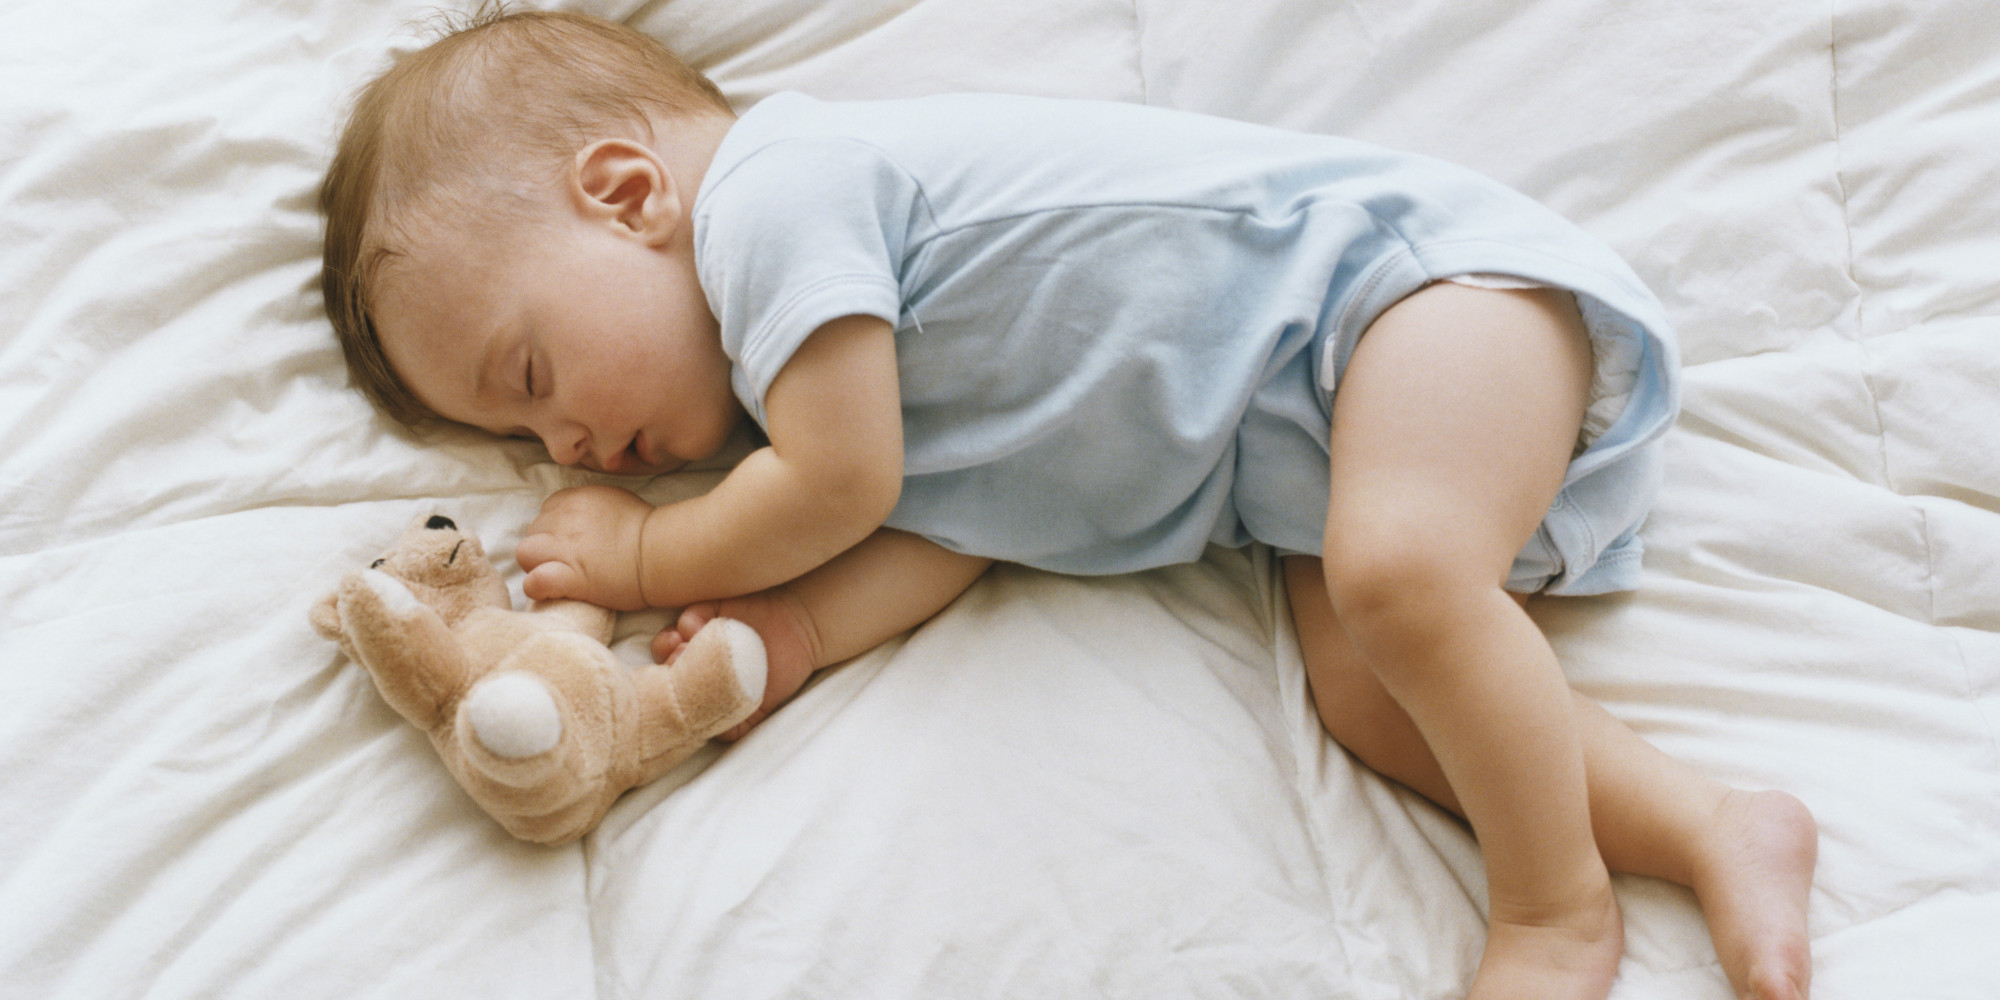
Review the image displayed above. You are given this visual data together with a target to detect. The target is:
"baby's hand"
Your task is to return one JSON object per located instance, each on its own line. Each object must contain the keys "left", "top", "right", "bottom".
{"left": 518, "top": 485, "right": 655, "bottom": 610}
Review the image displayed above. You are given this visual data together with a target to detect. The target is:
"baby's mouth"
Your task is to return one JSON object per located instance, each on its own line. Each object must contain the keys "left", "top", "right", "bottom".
{"left": 595, "top": 431, "right": 664, "bottom": 475}
{"left": 606, "top": 431, "right": 653, "bottom": 474}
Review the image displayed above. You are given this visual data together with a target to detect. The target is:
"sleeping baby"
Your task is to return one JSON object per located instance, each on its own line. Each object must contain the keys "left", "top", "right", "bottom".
{"left": 318, "top": 10, "right": 1816, "bottom": 1000}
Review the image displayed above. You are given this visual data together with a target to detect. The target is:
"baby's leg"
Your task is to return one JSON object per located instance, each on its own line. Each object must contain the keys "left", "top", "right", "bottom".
{"left": 653, "top": 528, "right": 992, "bottom": 739}
{"left": 1319, "top": 283, "right": 1616, "bottom": 1000}
{"left": 1287, "top": 560, "right": 1817, "bottom": 1000}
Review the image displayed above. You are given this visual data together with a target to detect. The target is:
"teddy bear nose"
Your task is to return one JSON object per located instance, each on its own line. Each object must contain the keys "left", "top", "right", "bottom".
{"left": 425, "top": 515, "right": 457, "bottom": 531}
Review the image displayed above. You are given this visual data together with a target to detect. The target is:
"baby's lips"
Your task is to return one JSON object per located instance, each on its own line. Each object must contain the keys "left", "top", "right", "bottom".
{"left": 591, "top": 437, "right": 635, "bottom": 474}
{"left": 595, "top": 432, "right": 647, "bottom": 475}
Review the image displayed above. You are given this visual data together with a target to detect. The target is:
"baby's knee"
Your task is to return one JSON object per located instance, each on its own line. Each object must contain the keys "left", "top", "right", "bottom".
{"left": 1320, "top": 531, "right": 1494, "bottom": 651}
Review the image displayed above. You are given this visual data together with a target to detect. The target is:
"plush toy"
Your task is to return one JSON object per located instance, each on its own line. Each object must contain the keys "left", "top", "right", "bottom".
{"left": 310, "top": 513, "right": 766, "bottom": 845}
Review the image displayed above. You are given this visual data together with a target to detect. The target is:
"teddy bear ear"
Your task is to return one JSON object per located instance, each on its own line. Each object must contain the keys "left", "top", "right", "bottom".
{"left": 309, "top": 589, "right": 343, "bottom": 640}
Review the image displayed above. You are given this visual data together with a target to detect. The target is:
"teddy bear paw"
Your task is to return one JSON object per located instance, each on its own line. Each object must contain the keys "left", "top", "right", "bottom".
{"left": 463, "top": 672, "right": 564, "bottom": 759}
{"left": 355, "top": 568, "right": 426, "bottom": 621}
{"left": 710, "top": 618, "right": 769, "bottom": 704}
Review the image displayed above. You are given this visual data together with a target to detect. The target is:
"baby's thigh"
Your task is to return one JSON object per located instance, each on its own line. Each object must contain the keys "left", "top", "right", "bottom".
{"left": 1241, "top": 283, "right": 1594, "bottom": 587}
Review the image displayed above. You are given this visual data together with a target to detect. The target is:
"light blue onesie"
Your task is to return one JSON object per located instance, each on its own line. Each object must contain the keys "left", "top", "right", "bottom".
{"left": 693, "top": 92, "right": 1679, "bottom": 595}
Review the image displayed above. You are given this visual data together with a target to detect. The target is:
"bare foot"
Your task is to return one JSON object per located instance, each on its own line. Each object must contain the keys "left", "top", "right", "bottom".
{"left": 1471, "top": 880, "right": 1624, "bottom": 1000}
{"left": 1690, "top": 790, "right": 1818, "bottom": 1000}
{"left": 652, "top": 588, "right": 821, "bottom": 741}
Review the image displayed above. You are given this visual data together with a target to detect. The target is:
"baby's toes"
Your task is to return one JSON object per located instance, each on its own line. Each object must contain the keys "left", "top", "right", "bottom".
{"left": 652, "top": 602, "right": 723, "bottom": 663}
{"left": 650, "top": 628, "right": 683, "bottom": 664}
{"left": 676, "top": 602, "right": 721, "bottom": 636}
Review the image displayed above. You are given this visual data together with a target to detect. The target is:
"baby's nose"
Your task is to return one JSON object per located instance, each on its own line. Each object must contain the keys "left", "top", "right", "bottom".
{"left": 547, "top": 440, "right": 584, "bottom": 466}
{"left": 535, "top": 423, "right": 591, "bottom": 467}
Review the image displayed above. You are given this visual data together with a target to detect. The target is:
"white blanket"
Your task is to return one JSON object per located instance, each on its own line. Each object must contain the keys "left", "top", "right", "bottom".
{"left": 2, "top": 1, "right": 1995, "bottom": 997}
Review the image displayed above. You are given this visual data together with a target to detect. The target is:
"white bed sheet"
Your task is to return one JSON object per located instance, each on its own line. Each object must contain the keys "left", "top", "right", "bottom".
{"left": 1, "top": 1, "right": 1995, "bottom": 998}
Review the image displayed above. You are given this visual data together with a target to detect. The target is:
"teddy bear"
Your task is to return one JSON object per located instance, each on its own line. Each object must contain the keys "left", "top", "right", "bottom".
{"left": 310, "top": 513, "right": 766, "bottom": 845}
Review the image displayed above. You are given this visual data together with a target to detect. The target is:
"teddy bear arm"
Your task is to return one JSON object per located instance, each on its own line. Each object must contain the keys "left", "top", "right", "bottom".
{"left": 339, "top": 570, "right": 478, "bottom": 730}
{"left": 527, "top": 598, "right": 617, "bottom": 645}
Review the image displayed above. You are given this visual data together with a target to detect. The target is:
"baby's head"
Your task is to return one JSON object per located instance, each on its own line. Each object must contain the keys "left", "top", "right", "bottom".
{"left": 320, "top": 7, "right": 742, "bottom": 474}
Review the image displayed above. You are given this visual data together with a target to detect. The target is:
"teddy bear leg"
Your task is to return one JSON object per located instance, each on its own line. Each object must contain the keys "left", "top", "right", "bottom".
{"left": 628, "top": 618, "right": 768, "bottom": 775}
{"left": 442, "top": 634, "right": 630, "bottom": 846}
{"left": 442, "top": 729, "right": 607, "bottom": 846}
{"left": 462, "top": 672, "right": 564, "bottom": 759}
{"left": 446, "top": 674, "right": 608, "bottom": 846}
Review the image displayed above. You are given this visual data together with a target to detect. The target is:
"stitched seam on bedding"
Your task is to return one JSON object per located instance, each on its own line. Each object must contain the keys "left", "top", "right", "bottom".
{"left": 1929, "top": 501, "right": 1996, "bottom": 781}
{"left": 1827, "top": 1, "right": 1862, "bottom": 334}
{"left": 1128, "top": 0, "right": 1150, "bottom": 105}
{"left": 1825, "top": 8, "right": 1889, "bottom": 482}
{"left": 1828, "top": 4, "right": 1936, "bottom": 631}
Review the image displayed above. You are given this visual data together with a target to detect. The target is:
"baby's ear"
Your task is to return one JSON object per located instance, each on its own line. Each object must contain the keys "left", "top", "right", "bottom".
{"left": 571, "top": 139, "right": 680, "bottom": 245}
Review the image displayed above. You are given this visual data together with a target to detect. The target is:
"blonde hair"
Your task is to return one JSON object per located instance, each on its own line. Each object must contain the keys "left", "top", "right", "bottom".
{"left": 318, "top": 6, "right": 730, "bottom": 425}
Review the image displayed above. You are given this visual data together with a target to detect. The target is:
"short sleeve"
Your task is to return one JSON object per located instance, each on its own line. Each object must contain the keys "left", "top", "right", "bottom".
{"left": 693, "top": 136, "right": 922, "bottom": 426}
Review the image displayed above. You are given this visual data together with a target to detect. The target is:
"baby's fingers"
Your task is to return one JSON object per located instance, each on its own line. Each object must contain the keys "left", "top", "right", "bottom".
{"left": 515, "top": 530, "right": 559, "bottom": 571}
{"left": 523, "top": 560, "right": 585, "bottom": 602}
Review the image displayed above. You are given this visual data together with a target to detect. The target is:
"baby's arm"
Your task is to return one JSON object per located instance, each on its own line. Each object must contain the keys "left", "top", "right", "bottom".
{"left": 520, "top": 314, "right": 902, "bottom": 610}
